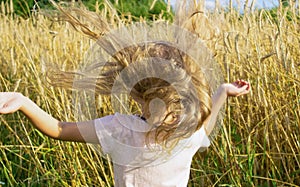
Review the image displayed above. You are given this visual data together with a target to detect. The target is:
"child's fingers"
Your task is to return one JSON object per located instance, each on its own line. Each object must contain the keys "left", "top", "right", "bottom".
{"left": 246, "top": 82, "right": 251, "bottom": 91}
{"left": 235, "top": 80, "right": 250, "bottom": 90}
{"left": 239, "top": 85, "right": 250, "bottom": 95}
{"left": 0, "top": 106, "right": 9, "bottom": 114}
{"left": 0, "top": 94, "right": 22, "bottom": 114}
{"left": 0, "top": 103, "right": 19, "bottom": 114}
{"left": 240, "top": 80, "right": 250, "bottom": 89}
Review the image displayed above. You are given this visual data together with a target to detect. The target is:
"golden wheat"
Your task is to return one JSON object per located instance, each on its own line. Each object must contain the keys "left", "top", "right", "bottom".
{"left": 0, "top": 2, "right": 299, "bottom": 187}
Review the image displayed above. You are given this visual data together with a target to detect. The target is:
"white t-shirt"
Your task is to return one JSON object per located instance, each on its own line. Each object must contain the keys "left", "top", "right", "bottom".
{"left": 95, "top": 113, "right": 210, "bottom": 187}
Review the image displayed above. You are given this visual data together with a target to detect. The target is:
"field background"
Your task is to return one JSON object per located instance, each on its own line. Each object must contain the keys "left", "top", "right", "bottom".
{"left": 0, "top": 1, "right": 300, "bottom": 186}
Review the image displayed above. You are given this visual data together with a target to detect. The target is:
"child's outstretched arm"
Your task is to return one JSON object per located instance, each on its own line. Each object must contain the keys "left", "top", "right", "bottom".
{"left": 204, "top": 80, "right": 251, "bottom": 136}
{"left": 0, "top": 92, "right": 99, "bottom": 144}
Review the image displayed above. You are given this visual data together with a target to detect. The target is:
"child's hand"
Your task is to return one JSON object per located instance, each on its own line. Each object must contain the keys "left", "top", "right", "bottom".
{"left": 223, "top": 80, "right": 251, "bottom": 97}
{"left": 0, "top": 92, "right": 25, "bottom": 114}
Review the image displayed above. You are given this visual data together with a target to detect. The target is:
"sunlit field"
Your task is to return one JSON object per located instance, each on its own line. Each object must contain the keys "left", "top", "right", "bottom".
{"left": 0, "top": 1, "right": 299, "bottom": 186}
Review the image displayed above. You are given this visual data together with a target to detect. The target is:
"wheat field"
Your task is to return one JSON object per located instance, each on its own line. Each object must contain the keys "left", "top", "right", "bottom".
{"left": 0, "top": 1, "right": 299, "bottom": 187}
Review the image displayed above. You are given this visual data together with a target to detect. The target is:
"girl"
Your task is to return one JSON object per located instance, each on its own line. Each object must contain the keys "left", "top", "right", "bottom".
{"left": 0, "top": 80, "right": 250, "bottom": 187}
{"left": 0, "top": 2, "right": 251, "bottom": 187}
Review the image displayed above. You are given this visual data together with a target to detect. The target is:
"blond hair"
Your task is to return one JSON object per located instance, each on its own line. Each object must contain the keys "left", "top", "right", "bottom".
{"left": 47, "top": 1, "right": 214, "bottom": 149}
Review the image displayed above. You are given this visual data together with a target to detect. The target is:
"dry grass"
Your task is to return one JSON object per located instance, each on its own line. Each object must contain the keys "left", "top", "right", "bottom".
{"left": 0, "top": 2, "right": 299, "bottom": 187}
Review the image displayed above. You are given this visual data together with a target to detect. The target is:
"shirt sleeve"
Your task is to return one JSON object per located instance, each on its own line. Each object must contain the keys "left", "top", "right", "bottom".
{"left": 94, "top": 114, "right": 117, "bottom": 154}
{"left": 199, "top": 126, "right": 211, "bottom": 147}
{"left": 186, "top": 126, "right": 211, "bottom": 153}
{"left": 193, "top": 126, "right": 211, "bottom": 153}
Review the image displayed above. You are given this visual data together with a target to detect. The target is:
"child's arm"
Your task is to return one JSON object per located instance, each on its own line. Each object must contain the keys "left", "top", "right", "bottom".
{"left": 204, "top": 80, "right": 250, "bottom": 136}
{"left": 0, "top": 92, "right": 99, "bottom": 144}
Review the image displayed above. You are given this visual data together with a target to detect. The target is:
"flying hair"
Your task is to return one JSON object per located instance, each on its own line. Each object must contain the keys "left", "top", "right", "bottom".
{"left": 46, "top": 0, "right": 222, "bottom": 149}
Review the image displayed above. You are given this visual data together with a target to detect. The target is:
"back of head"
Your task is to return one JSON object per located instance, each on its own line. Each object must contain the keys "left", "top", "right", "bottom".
{"left": 125, "top": 42, "right": 212, "bottom": 148}
{"left": 98, "top": 41, "right": 212, "bottom": 148}
{"left": 47, "top": 1, "right": 223, "bottom": 149}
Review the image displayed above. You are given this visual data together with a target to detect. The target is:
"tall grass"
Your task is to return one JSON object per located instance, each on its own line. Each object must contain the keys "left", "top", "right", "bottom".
{"left": 190, "top": 7, "right": 300, "bottom": 187}
{"left": 0, "top": 1, "right": 299, "bottom": 187}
